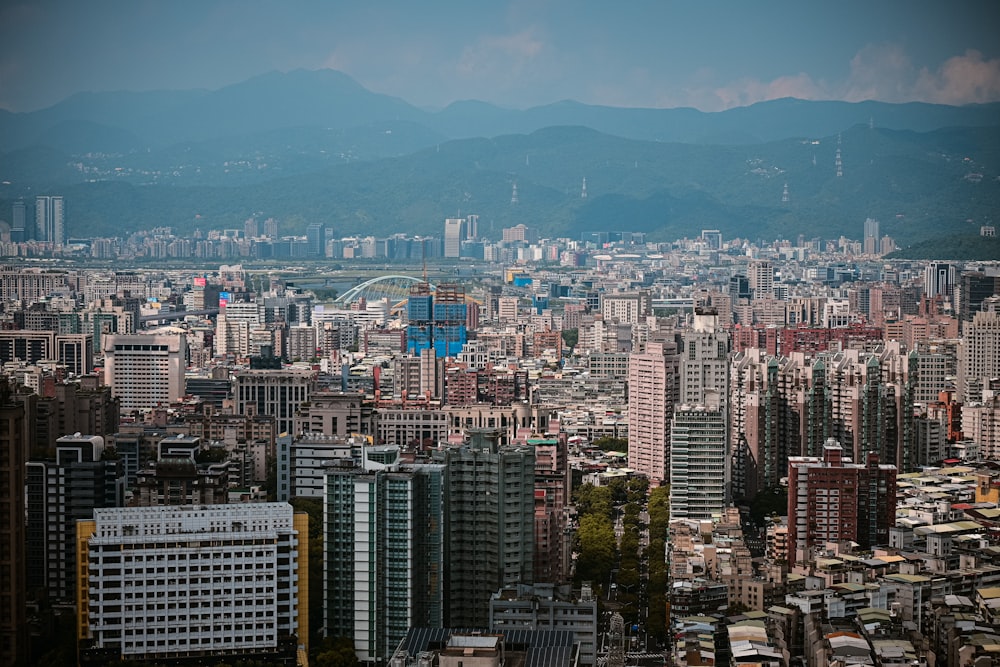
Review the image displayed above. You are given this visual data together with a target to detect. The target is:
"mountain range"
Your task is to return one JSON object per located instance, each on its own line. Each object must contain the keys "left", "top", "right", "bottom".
{"left": 0, "top": 68, "right": 998, "bottom": 252}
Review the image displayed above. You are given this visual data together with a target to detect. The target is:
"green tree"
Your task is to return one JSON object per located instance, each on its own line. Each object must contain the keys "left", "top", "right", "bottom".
{"left": 313, "top": 637, "right": 360, "bottom": 667}
{"left": 574, "top": 483, "right": 613, "bottom": 519}
{"left": 575, "top": 513, "right": 617, "bottom": 586}
{"left": 561, "top": 328, "right": 579, "bottom": 350}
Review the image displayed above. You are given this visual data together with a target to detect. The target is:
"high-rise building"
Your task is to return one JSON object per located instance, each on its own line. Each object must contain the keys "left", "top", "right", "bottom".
{"left": 680, "top": 308, "right": 730, "bottom": 407}
{"left": 11, "top": 200, "right": 26, "bottom": 243}
{"left": 77, "top": 503, "right": 307, "bottom": 663}
{"left": 0, "top": 379, "right": 27, "bottom": 667}
{"left": 443, "top": 218, "right": 466, "bottom": 258}
{"left": 863, "top": 217, "right": 880, "bottom": 255}
{"left": 26, "top": 434, "right": 123, "bottom": 602}
{"left": 305, "top": 222, "right": 325, "bottom": 256}
{"left": 323, "top": 451, "right": 446, "bottom": 663}
{"left": 436, "top": 430, "right": 535, "bottom": 627}
{"left": 35, "top": 195, "right": 64, "bottom": 245}
{"left": 232, "top": 368, "right": 317, "bottom": 435}
{"left": 627, "top": 341, "right": 679, "bottom": 484}
{"left": 959, "top": 305, "right": 1000, "bottom": 404}
{"left": 263, "top": 217, "right": 278, "bottom": 238}
{"left": 748, "top": 261, "right": 774, "bottom": 300}
{"left": 103, "top": 334, "right": 188, "bottom": 410}
{"left": 406, "top": 283, "right": 467, "bottom": 358}
{"left": 701, "top": 229, "right": 722, "bottom": 250}
{"left": 924, "top": 262, "right": 956, "bottom": 305}
{"left": 957, "top": 269, "right": 1000, "bottom": 331}
{"left": 528, "top": 436, "right": 572, "bottom": 584}
{"left": 669, "top": 404, "right": 728, "bottom": 519}
{"left": 787, "top": 439, "right": 896, "bottom": 568}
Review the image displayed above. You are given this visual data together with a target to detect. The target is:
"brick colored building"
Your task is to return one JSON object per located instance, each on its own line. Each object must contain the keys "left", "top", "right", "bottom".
{"left": 787, "top": 439, "right": 897, "bottom": 568}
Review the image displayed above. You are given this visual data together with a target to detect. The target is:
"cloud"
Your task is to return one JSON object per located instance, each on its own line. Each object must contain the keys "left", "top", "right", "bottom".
{"left": 914, "top": 50, "right": 1000, "bottom": 105}
{"left": 682, "top": 44, "right": 1000, "bottom": 111}
{"left": 842, "top": 43, "right": 916, "bottom": 102}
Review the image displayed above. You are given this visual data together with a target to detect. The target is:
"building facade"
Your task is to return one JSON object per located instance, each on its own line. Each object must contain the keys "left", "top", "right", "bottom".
{"left": 627, "top": 341, "right": 679, "bottom": 483}
{"left": 323, "top": 453, "right": 446, "bottom": 663}
{"left": 77, "top": 503, "right": 307, "bottom": 663}
{"left": 787, "top": 439, "right": 897, "bottom": 568}
{"left": 103, "top": 334, "right": 188, "bottom": 410}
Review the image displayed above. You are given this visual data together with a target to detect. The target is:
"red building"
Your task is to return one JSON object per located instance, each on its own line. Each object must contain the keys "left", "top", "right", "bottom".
{"left": 787, "top": 439, "right": 896, "bottom": 568}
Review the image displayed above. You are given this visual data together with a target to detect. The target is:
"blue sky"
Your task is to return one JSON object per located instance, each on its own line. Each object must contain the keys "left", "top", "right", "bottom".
{"left": 1, "top": 1, "right": 998, "bottom": 112}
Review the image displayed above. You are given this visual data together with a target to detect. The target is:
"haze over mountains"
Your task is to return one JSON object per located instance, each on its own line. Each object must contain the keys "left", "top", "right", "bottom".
{"left": 1, "top": 68, "right": 998, "bottom": 249}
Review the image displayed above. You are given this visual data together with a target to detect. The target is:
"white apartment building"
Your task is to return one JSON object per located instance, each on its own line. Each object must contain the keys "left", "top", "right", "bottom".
{"left": 103, "top": 333, "right": 187, "bottom": 410}
{"left": 77, "top": 503, "right": 307, "bottom": 663}
{"left": 600, "top": 292, "right": 650, "bottom": 325}
{"left": 669, "top": 404, "right": 728, "bottom": 519}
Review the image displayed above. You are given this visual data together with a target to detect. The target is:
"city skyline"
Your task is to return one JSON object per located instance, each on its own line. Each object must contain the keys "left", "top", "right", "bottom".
{"left": 1, "top": 2, "right": 998, "bottom": 113}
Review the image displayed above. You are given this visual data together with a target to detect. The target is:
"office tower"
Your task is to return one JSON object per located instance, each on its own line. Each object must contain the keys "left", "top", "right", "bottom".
{"left": 466, "top": 214, "right": 479, "bottom": 240}
{"left": 26, "top": 434, "right": 123, "bottom": 602}
{"left": 669, "top": 404, "right": 727, "bottom": 519}
{"left": 729, "top": 274, "right": 751, "bottom": 303}
{"left": 232, "top": 368, "right": 317, "bottom": 435}
{"left": 863, "top": 217, "right": 880, "bottom": 255}
{"left": 957, "top": 269, "right": 1000, "bottom": 331}
{"left": 103, "top": 334, "right": 188, "bottom": 410}
{"left": 0, "top": 379, "right": 27, "bottom": 667}
{"left": 77, "top": 503, "right": 307, "bottom": 663}
{"left": 748, "top": 261, "right": 774, "bottom": 300}
{"left": 787, "top": 439, "right": 896, "bottom": 567}
{"left": 305, "top": 222, "right": 325, "bottom": 256}
{"left": 627, "top": 341, "right": 679, "bottom": 484}
{"left": 958, "top": 306, "right": 1000, "bottom": 404}
{"left": 437, "top": 430, "right": 535, "bottom": 627}
{"left": 56, "top": 333, "right": 94, "bottom": 376}
{"left": 444, "top": 218, "right": 466, "bottom": 258}
{"left": 324, "top": 452, "right": 446, "bottom": 663}
{"left": 924, "top": 262, "right": 956, "bottom": 304}
{"left": 11, "top": 200, "right": 26, "bottom": 242}
{"left": 35, "top": 195, "right": 64, "bottom": 245}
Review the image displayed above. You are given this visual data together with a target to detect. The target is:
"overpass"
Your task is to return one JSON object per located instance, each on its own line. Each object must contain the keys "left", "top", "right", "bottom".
{"left": 139, "top": 308, "right": 219, "bottom": 324}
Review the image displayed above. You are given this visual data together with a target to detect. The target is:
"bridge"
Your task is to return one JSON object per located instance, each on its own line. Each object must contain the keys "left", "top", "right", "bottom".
{"left": 334, "top": 275, "right": 435, "bottom": 306}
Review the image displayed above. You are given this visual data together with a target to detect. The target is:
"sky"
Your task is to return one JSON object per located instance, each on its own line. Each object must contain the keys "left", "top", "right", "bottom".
{"left": 1, "top": 1, "right": 999, "bottom": 113}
